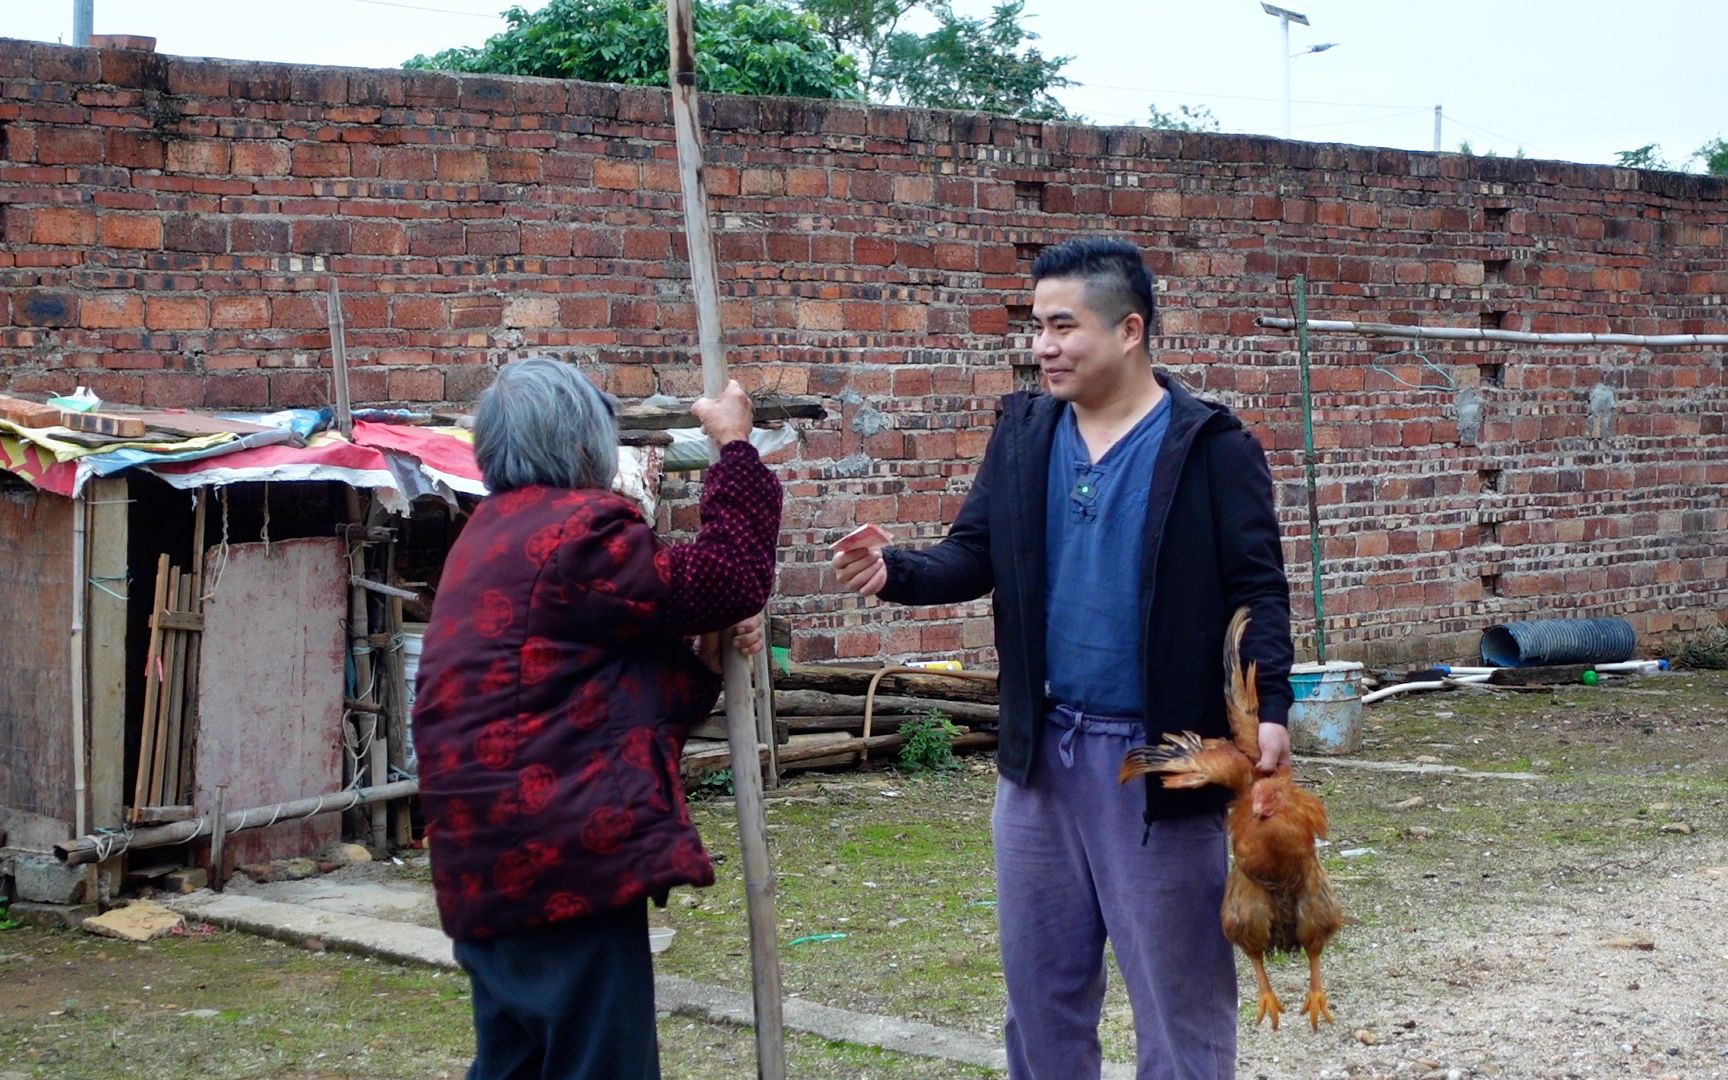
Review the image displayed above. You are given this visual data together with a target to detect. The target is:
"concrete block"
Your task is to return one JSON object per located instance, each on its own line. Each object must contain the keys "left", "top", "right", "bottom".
{"left": 11, "top": 852, "right": 88, "bottom": 905}
{"left": 6, "top": 901, "right": 100, "bottom": 930}
{"left": 82, "top": 900, "right": 184, "bottom": 942}
{"left": 162, "top": 867, "right": 209, "bottom": 894}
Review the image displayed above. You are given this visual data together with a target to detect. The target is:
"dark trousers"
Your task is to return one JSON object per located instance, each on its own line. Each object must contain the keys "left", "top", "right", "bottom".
{"left": 453, "top": 902, "right": 659, "bottom": 1080}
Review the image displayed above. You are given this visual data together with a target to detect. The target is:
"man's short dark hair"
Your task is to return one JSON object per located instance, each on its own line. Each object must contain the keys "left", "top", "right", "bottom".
{"left": 1031, "top": 237, "right": 1159, "bottom": 351}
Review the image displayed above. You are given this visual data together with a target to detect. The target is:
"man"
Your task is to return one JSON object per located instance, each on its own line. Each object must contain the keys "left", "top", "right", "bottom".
{"left": 833, "top": 237, "right": 1294, "bottom": 1079}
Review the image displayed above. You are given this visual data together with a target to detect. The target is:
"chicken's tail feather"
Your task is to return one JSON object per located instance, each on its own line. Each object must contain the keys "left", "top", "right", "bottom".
{"left": 1224, "top": 606, "right": 1261, "bottom": 763}
{"left": 1119, "top": 732, "right": 1250, "bottom": 792}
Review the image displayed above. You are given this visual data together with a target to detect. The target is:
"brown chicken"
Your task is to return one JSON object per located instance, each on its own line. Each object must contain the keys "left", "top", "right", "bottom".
{"left": 1120, "top": 608, "right": 1344, "bottom": 1031}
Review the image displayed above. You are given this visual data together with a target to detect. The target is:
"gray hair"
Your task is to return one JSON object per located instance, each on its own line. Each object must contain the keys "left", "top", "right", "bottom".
{"left": 473, "top": 357, "right": 619, "bottom": 493}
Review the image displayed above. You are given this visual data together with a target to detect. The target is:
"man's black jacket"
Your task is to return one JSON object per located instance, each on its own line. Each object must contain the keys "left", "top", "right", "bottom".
{"left": 879, "top": 374, "right": 1294, "bottom": 820}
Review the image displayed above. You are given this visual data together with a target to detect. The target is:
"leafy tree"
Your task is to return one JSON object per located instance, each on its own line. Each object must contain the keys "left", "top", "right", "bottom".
{"left": 1145, "top": 102, "right": 1219, "bottom": 133}
{"left": 872, "top": 1, "right": 1075, "bottom": 120}
{"left": 1614, "top": 143, "right": 1672, "bottom": 170}
{"left": 1695, "top": 137, "right": 1728, "bottom": 177}
{"left": 404, "top": 0, "right": 862, "bottom": 101}
{"left": 801, "top": 0, "right": 919, "bottom": 93}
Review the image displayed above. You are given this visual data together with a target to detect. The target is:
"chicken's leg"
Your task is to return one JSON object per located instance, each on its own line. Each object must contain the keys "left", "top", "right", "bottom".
{"left": 1246, "top": 951, "right": 1284, "bottom": 1030}
{"left": 1299, "top": 946, "right": 1334, "bottom": 1031}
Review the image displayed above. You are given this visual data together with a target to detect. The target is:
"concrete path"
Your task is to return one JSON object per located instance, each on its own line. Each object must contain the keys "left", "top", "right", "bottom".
{"left": 1295, "top": 754, "right": 1541, "bottom": 781}
{"left": 165, "top": 890, "right": 1136, "bottom": 1078}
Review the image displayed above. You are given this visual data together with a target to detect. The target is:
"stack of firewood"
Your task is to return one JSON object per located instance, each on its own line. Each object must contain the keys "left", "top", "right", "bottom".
{"left": 681, "top": 662, "right": 999, "bottom": 778}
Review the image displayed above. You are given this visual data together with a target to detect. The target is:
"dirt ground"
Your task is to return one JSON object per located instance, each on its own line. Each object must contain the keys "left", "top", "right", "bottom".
{"left": 2, "top": 668, "right": 1724, "bottom": 1079}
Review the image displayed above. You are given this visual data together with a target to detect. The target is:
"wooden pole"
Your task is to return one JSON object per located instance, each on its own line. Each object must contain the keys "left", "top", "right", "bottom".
{"left": 666, "top": 3, "right": 786, "bottom": 1076}
{"left": 58, "top": 780, "right": 420, "bottom": 866}
{"left": 328, "top": 278, "right": 352, "bottom": 438}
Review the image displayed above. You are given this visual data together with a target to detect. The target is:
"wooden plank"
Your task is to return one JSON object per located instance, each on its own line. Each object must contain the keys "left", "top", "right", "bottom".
{"left": 383, "top": 535, "right": 413, "bottom": 847}
{"left": 178, "top": 490, "right": 208, "bottom": 812}
{"left": 130, "top": 805, "right": 195, "bottom": 824}
{"left": 158, "top": 611, "right": 204, "bottom": 632}
{"left": 195, "top": 538, "right": 347, "bottom": 865}
{"left": 83, "top": 477, "right": 129, "bottom": 831}
{"left": 1487, "top": 664, "right": 1593, "bottom": 687}
{"left": 83, "top": 477, "right": 130, "bottom": 898}
{"left": 145, "top": 567, "right": 182, "bottom": 809}
{"left": 160, "top": 573, "right": 193, "bottom": 804}
{"left": 97, "top": 410, "right": 274, "bottom": 439}
{"left": 130, "top": 554, "right": 171, "bottom": 823}
{"left": 58, "top": 411, "right": 148, "bottom": 438}
{"left": 0, "top": 490, "right": 76, "bottom": 824}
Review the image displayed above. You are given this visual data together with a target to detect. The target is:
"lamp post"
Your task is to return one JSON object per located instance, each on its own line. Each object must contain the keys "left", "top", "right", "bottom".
{"left": 1262, "top": 4, "right": 1336, "bottom": 140}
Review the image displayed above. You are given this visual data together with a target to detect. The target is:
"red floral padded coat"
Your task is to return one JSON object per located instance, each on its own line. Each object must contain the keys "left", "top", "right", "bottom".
{"left": 413, "top": 442, "right": 781, "bottom": 941}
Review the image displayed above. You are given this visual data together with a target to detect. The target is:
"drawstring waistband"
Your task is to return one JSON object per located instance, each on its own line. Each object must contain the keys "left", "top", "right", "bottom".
{"left": 1046, "top": 703, "right": 1143, "bottom": 769}
{"left": 1047, "top": 703, "right": 1155, "bottom": 845}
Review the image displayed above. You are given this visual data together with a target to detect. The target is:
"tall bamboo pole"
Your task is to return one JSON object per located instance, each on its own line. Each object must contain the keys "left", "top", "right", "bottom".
{"left": 665, "top": 3, "right": 786, "bottom": 1076}
{"left": 1295, "top": 276, "right": 1327, "bottom": 663}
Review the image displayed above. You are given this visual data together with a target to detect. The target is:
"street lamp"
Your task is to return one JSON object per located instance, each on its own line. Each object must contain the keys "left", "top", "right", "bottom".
{"left": 1261, "top": 3, "right": 1330, "bottom": 139}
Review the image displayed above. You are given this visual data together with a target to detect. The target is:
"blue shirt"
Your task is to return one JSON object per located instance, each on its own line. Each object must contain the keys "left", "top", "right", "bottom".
{"left": 1043, "top": 395, "right": 1171, "bottom": 717}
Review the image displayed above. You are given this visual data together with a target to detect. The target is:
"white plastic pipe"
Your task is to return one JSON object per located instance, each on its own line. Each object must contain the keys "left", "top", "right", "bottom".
{"left": 1361, "top": 672, "right": 1492, "bottom": 705}
{"left": 1593, "top": 659, "right": 1667, "bottom": 673}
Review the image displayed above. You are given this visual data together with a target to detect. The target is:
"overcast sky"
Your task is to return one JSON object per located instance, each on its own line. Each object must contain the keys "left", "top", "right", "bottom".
{"left": 4, "top": 1, "right": 1723, "bottom": 169}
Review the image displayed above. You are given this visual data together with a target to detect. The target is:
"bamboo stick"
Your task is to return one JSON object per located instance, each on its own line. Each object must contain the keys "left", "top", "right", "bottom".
{"left": 666, "top": 2, "right": 785, "bottom": 1073}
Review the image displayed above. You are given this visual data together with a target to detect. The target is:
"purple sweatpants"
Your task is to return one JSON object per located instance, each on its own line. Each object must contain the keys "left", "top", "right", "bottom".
{"left": 994, "top": 706, "right": 1237, "bottom": 1080}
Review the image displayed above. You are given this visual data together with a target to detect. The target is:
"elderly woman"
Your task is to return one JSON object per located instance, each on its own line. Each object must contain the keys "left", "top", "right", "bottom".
{"left": 411, "top": 357, "right": 781, "bottom": 1080}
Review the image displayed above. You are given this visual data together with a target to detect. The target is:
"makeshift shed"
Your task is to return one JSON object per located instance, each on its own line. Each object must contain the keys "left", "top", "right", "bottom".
{"left": 0, "top": 395, "right": 673, "bottom": 903}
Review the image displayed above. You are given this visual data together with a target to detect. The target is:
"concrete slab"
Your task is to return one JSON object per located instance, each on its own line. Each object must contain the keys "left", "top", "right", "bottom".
{"left": 161, "top": 886, "right": 1134, "bottom": 1077}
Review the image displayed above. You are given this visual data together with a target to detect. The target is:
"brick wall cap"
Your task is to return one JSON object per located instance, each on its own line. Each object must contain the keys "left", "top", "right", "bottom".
{"left": 90, "top": 35, "right": 156, "bottom": 51}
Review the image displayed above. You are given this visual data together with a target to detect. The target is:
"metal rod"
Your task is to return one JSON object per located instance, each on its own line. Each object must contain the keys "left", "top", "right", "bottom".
{"left": 57, "top": 780, "right": 419, "bottom": 866}
{"left": 666, "top": 1, "right": 786, "bottom": 1074}
{"left": 1432, "top": 105, "right": 1442, "bottom": 153}
{"left": 1257, "top": 317, "right": 1728, "bottom": 347}
{"left": 1294, "top": 276, "right": 1327, "bottom": 664}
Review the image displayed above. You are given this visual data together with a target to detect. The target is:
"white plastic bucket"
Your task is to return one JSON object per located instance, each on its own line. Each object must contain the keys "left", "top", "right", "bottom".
{"left": 1286, "top": 660, "right": 1364, "bottom": 755}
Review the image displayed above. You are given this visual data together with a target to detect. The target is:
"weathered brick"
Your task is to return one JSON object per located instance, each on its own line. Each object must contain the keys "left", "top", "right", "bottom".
{"left": 166, "top": 139, "right": 230, "bottom": 174}
{"left": 37, "top": 127, "right": 105, "bottom": 165}
{"left": 98, "top": 213, "right": 162, "bottom": 250}
{"left": 211, "top": 295, "right": 269, "bottom": 329}
{"left": 19, "top": 291, "right": 79, "bottom": 327}
{"left": 32, "top": 207, "right": 98, "bottom": 245}
{"left": 387, "top": 368, "right": 445, "bottom": 402}
{"left": 144, "top": 296, "right": 210, "bottom": 330}
{"left": 79, "top": 292, "right": 142, "bottom": 329}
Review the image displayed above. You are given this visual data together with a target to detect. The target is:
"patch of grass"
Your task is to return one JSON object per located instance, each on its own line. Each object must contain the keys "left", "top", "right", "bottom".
{"left": 1676, "top": 627, "right": 1728, "bottom": 669}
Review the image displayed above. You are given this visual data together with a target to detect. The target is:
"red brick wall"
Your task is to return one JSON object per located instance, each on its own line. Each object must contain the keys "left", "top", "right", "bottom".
{"left": 3, "top": 38, "right": 1725, "bottom": 665}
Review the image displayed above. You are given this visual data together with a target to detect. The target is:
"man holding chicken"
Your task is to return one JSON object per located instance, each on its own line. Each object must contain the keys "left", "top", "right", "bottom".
{"left": 834, "top": 237, "right": 1295, "bottom": 1079}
